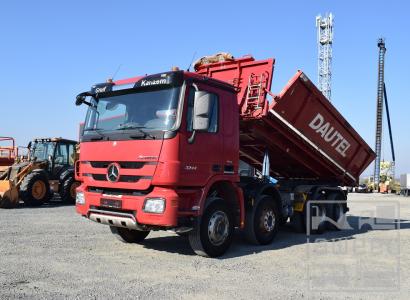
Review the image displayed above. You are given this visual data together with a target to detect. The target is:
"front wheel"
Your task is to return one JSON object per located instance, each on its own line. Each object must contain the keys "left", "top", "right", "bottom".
{"left": 110, "top": 226, "right": 150, "bottom": 243}
{"left": 189, "top": 200, "right": 234, "bottom": 257}
{"left": 20, "top": 172, "right": 51, "bottom": 207}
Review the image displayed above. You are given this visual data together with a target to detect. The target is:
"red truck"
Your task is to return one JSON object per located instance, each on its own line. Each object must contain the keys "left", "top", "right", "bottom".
{"left": 74, "top": 54, "right": 375, "bottom": 257}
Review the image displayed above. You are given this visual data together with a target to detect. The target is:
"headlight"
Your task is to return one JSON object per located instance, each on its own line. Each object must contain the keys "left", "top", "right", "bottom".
{"left": 143, "top": 198, "right": 165, "bottom": 214}
{"left": 76, "top": 191, "right": 85, "bottom": 205}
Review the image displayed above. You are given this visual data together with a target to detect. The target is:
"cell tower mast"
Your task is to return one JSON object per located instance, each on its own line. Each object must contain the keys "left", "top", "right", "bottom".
{"left": 373, "top": 39, "right": 387, "bottom": 188}
{"left": 316, "top": 13, "right": 334, "bottom": 101}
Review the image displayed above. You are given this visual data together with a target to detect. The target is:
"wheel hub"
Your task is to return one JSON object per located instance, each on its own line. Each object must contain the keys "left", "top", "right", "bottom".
{"left": 262, "top": 209, "right": 276, "bottom": 232}
{"left": 32, "top": 180, "right": 46, "bottom": 200}
{"left": 208, "top": 211, "right": 229, "bottom": 246}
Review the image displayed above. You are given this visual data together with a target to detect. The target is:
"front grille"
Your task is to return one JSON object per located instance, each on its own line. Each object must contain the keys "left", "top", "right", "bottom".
{"left": 89, "top": 161, "right": 155, "bottom": 169}
{"left": 91, "top": 174, "right": 151, "bottom": 183}
{"left": 88, "top": 186, "right": 153, "bottom": 196}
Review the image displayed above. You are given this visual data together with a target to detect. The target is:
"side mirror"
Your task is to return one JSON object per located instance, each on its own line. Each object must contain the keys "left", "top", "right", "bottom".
{"left": 75, "top": 92, "right": 92, "bottom": 106}
{"left": 192, "top": 91, "right": 212, "bottom": 131}
{"left": 75, "top": 94, "right": 86, "bottom": 106}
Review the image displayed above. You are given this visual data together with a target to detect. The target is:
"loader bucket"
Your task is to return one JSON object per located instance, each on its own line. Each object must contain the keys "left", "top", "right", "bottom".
{"left": 0, "top": 180, "right": 19, "bottom": 208}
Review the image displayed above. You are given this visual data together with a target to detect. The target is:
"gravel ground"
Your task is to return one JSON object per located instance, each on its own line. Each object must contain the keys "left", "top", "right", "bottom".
{"left": 0, "top": 193, "right": 409, "bottom": 299}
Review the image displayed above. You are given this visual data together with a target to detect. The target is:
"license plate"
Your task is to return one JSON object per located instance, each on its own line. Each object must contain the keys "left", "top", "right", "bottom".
{"left": 100, "top": 198, "right": 122, "bottom": 209}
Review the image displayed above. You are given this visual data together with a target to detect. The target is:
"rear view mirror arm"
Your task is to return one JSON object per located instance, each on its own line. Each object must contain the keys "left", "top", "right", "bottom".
{"left": 188, "top": 130, "right": 196, "bottom": 144}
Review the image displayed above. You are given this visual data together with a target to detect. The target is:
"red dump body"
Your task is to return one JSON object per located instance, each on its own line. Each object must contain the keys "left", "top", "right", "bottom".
{"left": 196, "top": 56, "right": 375, "bottom": 185}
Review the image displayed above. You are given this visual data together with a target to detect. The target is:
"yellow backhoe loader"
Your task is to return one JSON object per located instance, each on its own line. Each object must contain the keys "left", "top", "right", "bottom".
{"left": 0, "top": 138, "right": 79, "bottom": 208}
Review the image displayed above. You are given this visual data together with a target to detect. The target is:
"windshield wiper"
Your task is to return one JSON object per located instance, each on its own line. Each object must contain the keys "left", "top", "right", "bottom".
{"left": 117, "top": 125, "right": 156, "bottom": 140}
{"left": 83, "top": 128, "right": 108, "bottom": 140}
{"left": 116, "top": 123, "right": 144, "bottom": 130}
{"left": 133, "top": 128, "right": 156, "bottom": 140}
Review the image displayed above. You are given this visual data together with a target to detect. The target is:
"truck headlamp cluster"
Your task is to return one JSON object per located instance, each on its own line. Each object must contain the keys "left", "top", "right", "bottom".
{"left": 143, "top": 198, "right": 165, "bottom": 214}
{"left": 76, "top": 191, "right": 85, "bottom": 205}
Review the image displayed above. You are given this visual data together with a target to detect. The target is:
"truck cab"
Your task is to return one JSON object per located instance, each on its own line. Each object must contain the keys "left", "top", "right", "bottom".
{"left": 75, "top": 71, "right": 244, "bottom": 256}
{"left": 30, "top": 138, "right": 78, "bottom": 180}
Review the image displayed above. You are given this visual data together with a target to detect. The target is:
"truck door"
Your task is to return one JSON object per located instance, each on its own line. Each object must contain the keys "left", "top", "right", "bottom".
{"left": 180, "top": 83, "right": 223, "bottom": 186}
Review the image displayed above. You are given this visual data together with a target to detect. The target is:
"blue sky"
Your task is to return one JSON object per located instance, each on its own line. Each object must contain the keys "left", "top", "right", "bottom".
{"left": 1, "top": 0, "right": 409, "bottom": 176}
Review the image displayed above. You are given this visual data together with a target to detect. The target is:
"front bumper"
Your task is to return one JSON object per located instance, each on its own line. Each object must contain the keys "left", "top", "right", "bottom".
{"left": 75, "top": 184, "right": 179, "bottom": 228}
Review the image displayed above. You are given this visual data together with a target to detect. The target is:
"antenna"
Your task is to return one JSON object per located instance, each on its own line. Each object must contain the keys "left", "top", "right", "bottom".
{"left": 110, "top": 64, "right": 123, "bottom": 81}
{"left": 187, "top": 51, "right": 197, "bottom": 71}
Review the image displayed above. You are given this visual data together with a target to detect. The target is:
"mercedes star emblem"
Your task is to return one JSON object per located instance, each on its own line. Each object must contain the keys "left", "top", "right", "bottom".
{"left": 107, "top": 163, "right": 120, "bottom": 182}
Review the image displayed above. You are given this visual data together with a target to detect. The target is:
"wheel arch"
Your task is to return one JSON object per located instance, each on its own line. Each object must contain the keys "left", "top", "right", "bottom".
{"left": 308, "top": 186, "right": 348, "bottom": 214}
{"left": 309, "top": 186, "right": 346, "bottom": 200}
{"left": 241, "top": 180, "right": 283, "bottom": 219}
{"left": 259, "top": 185, "right": 282, "bottom": 203}
{"left": 199, "top": 178, "right": 244, "bottom": 228}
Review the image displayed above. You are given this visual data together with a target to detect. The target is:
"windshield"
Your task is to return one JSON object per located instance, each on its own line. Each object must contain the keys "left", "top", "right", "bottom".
{"left": 32, "top": 142, "right": 55, "bottom": 161}
{"left": 83, "top": 87, "right": 181, "bottom": 137}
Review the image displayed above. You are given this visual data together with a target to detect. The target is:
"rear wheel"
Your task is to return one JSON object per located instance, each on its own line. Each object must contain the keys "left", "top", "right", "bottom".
{"left": 189, "top": 200, "right": 234, "bottom": 257}
{"left": 59, "top": 176, "right": 80, "bottom": 204}
{"left": 244, "top": 195, "right": 279, "bottom": 245}
{"left": 110, "top": 226, "right": 150, "bottom": 243}
{"left": 20, "top": 172, "right": 51, "bottom": 207}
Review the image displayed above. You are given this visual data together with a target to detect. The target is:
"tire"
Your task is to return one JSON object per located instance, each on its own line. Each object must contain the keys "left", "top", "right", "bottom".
{"left": 110, "top": 226, "right": 150, "bottom": 243}
{"left": 326, "top": 193, "right": 345, "bottom": 231}
{"left": 290, "top": 211, "right": 305, "bottom": 233}
{"left": 305, "top": 200, "right": 327, "bottom": 234}
{"left": 59, "top": 176, "right": 80, "bottom": 204}
{"left": 244, "top": 195, "right": 279, "bottom": 245}
{"left": 189, "top": 200, "right": 234, "bottom": 257}
{"left": 20, "top": 172, "right": 51, "bottom": 207}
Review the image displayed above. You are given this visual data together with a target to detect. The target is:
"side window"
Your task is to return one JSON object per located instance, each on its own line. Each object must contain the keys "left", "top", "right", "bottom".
{"left": 207, "top": 94, "right": 218, "bottom": 133}
{"left": 186, "top": 87, "right": 219, "bottom": 133}
{"left": 46, "top": 144, "right": 55, "bottom": 159}
{"left": 55, "top": 144, "right": 68, "bottom": 165}
{"left": 68, "top": 144, "right": 75, "bottom": 165}
{"left": 186, "top": 87, "right": 195, "bottom": 132}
